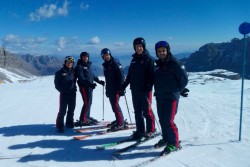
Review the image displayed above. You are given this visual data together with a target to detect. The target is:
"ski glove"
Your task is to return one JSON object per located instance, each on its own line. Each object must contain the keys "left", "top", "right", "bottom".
{"left": 90, "top": 83, "right": 97, "bottom": 89}
{"left": 180, "top": 88, "right": 189, "bottom": 97}
{"left": 99, "top": 80, "right": 105, "bottom": 86}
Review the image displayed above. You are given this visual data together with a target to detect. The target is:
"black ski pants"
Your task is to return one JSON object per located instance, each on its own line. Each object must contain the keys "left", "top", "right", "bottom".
{"left": 56, "top": 93, "right": 76, "bottom": 129}
{"left": 131, "top": 91, "right": 155, "bottom": 134}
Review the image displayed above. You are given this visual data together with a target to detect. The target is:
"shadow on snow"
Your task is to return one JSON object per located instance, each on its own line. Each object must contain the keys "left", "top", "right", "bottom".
{"left": 0, "top": 124, "right": 132, "bottom": 162}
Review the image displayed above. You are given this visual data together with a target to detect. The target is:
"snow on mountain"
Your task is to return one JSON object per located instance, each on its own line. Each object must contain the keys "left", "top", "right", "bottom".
{"left": 0, "top": 71, "right": 250, "bottom": 167}
{"left": 0, "top": 67, "right": 36, "bottom": 83}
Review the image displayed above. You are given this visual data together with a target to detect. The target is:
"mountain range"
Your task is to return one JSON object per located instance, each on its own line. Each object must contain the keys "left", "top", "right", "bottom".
{"left": 0, "top": 37, "right": 249, "bottom": 82}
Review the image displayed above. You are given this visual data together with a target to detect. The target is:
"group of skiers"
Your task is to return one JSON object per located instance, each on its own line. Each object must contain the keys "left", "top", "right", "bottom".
{"left": 54, "top": 37, "right": 189, "bottom": 154}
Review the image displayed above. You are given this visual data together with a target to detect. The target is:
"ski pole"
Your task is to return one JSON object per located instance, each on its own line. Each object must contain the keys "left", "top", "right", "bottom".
{"left": 124, "top": 94, "right": 132, "bottom": 124}
{"left": 148, "top": 92, "right": 161, "bottom": 134}
{"left": 102, "top": 85, "right": 104, "bottom": 121}
{"left": 153, "top": 112, "right": 161, "bottom": 135}
{"left": 150, "top": 106, "right": 161, "bottom": 134}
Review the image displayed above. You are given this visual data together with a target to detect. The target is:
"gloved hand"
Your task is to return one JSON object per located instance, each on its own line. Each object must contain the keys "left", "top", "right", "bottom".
{"left": 99, "top": 80, "right": 105, "bottom": 86}
{"left": 90, "top": 83, "right": 97, "bottom": 89}
{"left": 180, "top": 88, "right": 189, "bottom": 97}
{"left": 118, "top": 89, "right": 126, "bottom": 96}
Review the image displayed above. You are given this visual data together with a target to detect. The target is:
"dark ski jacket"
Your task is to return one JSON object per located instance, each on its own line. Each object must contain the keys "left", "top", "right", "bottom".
{"left": 123, "top": 49, "right": 154, "bottom": 93}
{"left": 102, "top": 57, "right": 125, "bottom": 96}
{"left": 153, "top": 56, "right": 188, "bottom": 100}
{"left": 75, "top": 59, "right": 101, "bottom": 87}
{"left": 54, "top": 66, "right": 77, "bottom": 94}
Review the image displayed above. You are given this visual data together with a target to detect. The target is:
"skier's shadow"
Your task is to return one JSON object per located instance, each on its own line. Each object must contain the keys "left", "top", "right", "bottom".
{"left": 1, "top": 124, "right": 140, "bottom": 162}
{"left": 0, "top": 124, "right": 59, "bottom": 137}
{"left": 0, "top": 124, "right": 107, "bottom": 137}
{"left": 8, "top": 136, "right": 129, "bottom": 162}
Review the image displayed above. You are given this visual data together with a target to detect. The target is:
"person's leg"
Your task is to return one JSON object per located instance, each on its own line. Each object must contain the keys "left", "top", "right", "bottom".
{"left": 160, "top": 99, "right": 179, "bottom": 147}
{"left": 79, "top": 86, "right": 89, "bottom": 122}
{"left": 66, "top": 93, "right": 76, "bottom": 128}
{"left": 131, "top": 91, "right": 145, "bottom": 135}
{"left": 109, "top": 91, "right": 124, "bottom": 126}
{"left": 141, "top": 92, "right": 155, "bottom": 133}
{"left": 86, "top": 89, "right": 93, "bottom": 119}
{"left": 56, "top": 94, "right": 68, "bottom": 130}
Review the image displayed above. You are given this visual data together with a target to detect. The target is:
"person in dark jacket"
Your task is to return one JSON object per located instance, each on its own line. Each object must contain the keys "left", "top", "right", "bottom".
{"left": 54, "top": 56, "right": 77, "bottom": 133}
{"left": 74, "top": 52, "right": 105, "bottom": 126}
{"left": 101, "top": 48, "right": 126, "bottom": 131}
{"left": 153, "top": 41, "right": 188, "bottom": 155}
{"left": 120, "top": 37, "right": 156, "bottom": 140}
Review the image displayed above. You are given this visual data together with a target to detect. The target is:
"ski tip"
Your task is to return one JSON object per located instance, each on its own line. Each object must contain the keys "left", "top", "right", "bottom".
{"left": 73, "top": 136, "right": 88, "bottom": 140}
{"left": 75, "top": 129, "right": 86, "bottom": 133}
{"left": 73, "top": 137, "right": 81, "bottom": 140}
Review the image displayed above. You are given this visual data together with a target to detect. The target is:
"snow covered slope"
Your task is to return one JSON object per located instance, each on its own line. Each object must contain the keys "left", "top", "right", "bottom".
{"left": 0, "top": 71, "right": 249, "bottom": 167}
{"left": 0, "top": 67, "right": 35, "bottom": 83}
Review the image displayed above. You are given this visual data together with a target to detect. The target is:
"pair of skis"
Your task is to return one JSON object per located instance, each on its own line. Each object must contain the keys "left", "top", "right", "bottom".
{"left": 73, "top": 124, "right": 183, "bottom": 166}
{"left": 73, "top": 125, "right": 136, "bottom": 140}
{"left": 96, "top": 133, "right": 160, "bottom": 150}
{"left": 95, "top": 132, "right": 162, "bottom": 160}
{"left": 112, "top": 133, "right": 161, "bottom": 157}
{"left": 97, "top": 133, "right": 182, "bottom": 167}
{"left": 130, "top": 145, "right": 182, "bottom": 167}
{"left": 75, "top": 124, "right": 109, "bottom": 133}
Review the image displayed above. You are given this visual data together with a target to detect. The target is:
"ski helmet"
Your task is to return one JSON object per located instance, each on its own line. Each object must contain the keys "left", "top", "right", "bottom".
{"left": 80, "top": 52, "right": 89, "bottom": 58}
{"left": 155, "top": 41, "right": 171, "bottom": 57}
{"left": 133, "top": 37, "right": 146, "bottom": 51}
{"left": 101, "top": 48, "right": 111, "bottom": 57}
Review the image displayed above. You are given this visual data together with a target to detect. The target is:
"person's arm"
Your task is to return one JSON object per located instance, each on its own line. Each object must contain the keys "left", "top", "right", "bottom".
{"left": 54, "top": 71, "right": 61, "bottom": 92}
{"left": 145, "top": 56, "right": 155, "bottom": 92}
{"left": 115, "top": 62, "right": 125, "bottom": 86}
{"left": 76, "top": 65, "right": 91, "bottom": 87}
{"left": 175, "top": 61, "right": 188, "bottom": 92}
{"left": 121, "top": 65, "right": 131, "bottom": 90}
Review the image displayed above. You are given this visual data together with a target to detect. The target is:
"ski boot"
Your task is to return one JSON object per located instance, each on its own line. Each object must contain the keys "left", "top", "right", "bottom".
{"left": 160, "top": 143, "right": 179, "bottom": 156}
{"left": 89, "top": 117, "right": 100, "bottom": 124}
{"left": 154, "top": 139, "right": 167, "bottom": 148}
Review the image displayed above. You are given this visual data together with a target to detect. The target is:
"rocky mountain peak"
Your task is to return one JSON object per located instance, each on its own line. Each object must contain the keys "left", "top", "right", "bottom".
{"left": 182, "top": 37, "right": 250, "bottom": 78}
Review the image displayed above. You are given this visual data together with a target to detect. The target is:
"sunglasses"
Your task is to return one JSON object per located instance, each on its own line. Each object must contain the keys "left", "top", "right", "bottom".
{"left": 65, "top": 57, "right": 75, "bottom": 62}
{"left": 155, "top": 41, "right": 169, "bottom": 49}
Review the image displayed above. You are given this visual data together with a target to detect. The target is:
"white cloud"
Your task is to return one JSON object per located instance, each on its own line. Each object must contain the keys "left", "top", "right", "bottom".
{"left": 87, "top": 36, "right": 100, "bottom": 45}
{"left": 114, "top": 42, "right": 125, "bottom": 46}
{"left": 1, "top": 34, "right": 83, "bottom": 55}
{"left": 80, "top": 2, "right": 90, "bottom": 10}
{"left": 58, "top": 0, "right": 69, "bottom": 16}
{"left": 166, "top": 36, "right": 174, "bottom": 40}
{"left": 56, "top": 37, "right": 66, "bottom": 51}
{"left": 3, "top": 34, "right": 47, "bottom": 48}
{"left": 29, "top": 0, "right": 69, "bottom": 21}
{"left": 55, "top": 36, "right": 79, "bottom": 52}
{"left": 2, "top": 34, "right": 48, "bottom": 54}
{"left": 3, "top": 34, "right": 18, "bottom": 42}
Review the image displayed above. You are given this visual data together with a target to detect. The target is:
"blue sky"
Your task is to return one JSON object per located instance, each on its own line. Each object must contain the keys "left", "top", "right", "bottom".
{"left": 0, "top": 0, "right": 250, "bottom": 57}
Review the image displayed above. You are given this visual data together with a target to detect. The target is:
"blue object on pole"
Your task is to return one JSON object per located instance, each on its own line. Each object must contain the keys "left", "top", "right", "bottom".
{"left": 238, "top": 22, "right": 249, "bottom": 141}
{"left": 239, "top": 22, "right": 250, "bottom": 35}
